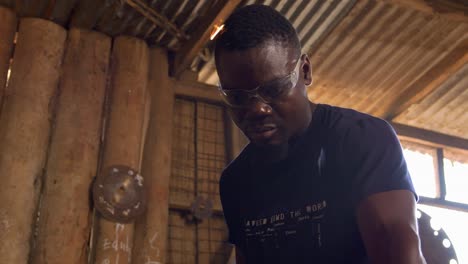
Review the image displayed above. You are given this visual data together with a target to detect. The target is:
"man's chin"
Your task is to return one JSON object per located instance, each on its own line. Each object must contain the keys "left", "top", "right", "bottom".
{"left": 250, "top": 137, "right": 284, "bottom": 147}
{"left": 250, "top": 139, "right": 289, "bottom": 162}
{"left": 247, "top": 129, "right": 284, "bottom": 145}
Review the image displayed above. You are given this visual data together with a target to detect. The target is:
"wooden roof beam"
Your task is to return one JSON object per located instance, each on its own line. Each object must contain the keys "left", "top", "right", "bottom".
{"left": 377, "top": 0, "right": 468, "bottom": 23}
{"left": 69, "top": 0, "right": 110, "bottom": 29}
{"left": 377, "top": 38, "right": 468, "bottom": 120}
{"left": 172, "top": 0, "right": 242, "bottom": 78}
{"left": 173, "top": 79, "right": 222, "bottom": 103}
{"left": 125, "top": 0, "right": 188, "bottom": 40}
{"left": 391, "top": 122, "right": 468, "bottom": 151}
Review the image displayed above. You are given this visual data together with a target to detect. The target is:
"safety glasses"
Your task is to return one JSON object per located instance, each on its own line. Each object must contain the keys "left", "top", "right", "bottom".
{"left": 218, "top": 57, "right": 301, "bottom": 108}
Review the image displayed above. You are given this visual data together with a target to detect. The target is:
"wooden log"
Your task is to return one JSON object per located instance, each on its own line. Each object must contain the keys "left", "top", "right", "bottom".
{"left": 132, "top": 47, "right": 174, "bottom": 263}
{"left": 0, "top": 6, "right": 16, "bottom": 111}
{"left": 0, "top": 18, "right": 66, "bottom": 264}
{"left": 30, "top": 28, "right": 111, "bottom": 264}
{"left": 93, "top": 36, "right": 149, "bottom": 264}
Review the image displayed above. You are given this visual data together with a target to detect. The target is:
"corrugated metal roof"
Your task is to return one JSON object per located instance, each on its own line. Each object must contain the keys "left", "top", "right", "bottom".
{"left": 92, "top": 0, "right": 216, "bottom": 50}
{"left": 1, "top": 0, "right": 466, "bottom": 141}
{"left": 394, "top": 63, "right": 468, "bottom": 139}
{"left": 0, "top": 0, "right": 216, "bottom": 50}
{"left": 198, "top": 0, "right": 468, "bottom": 141}
{"left": 199, "top": 0, "right": 357, "bottom": 84}
{"left": 309, "top": 0, "right": 467, "bottom": 117}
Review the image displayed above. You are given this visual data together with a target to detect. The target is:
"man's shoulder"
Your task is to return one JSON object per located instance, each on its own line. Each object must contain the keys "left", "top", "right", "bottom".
{"left": 220, "top": 144, "right": 251, "bottom": 187}
{"left": 322, "top": 106, "right": 401, "bottom": 166}
{"left": 318, "top": 104, "right": 385, "bottom": 127}
{"left": 318, "top": 104, "right": 394, "bottom": 139}
{"left": 315, "top": 104, "right": 398, "bottom": 158}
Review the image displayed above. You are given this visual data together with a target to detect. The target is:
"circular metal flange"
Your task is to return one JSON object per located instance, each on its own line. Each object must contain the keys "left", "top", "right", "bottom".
{"left": 93, "top": 165, "right": 146, "bottom": 223}
{"left": 417, "top": 209, "right": 458, "bottom": 264}
{"left": 190, "top": 196, "right": 213, "bottom": 220}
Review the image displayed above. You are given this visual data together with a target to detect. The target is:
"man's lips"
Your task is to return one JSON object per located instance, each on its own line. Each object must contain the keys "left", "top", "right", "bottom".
{"left": 246, "top": 124, "right": 277, "bottom": 132}
{"left": 245, "top": 124, "right": 278, "bottom": 140}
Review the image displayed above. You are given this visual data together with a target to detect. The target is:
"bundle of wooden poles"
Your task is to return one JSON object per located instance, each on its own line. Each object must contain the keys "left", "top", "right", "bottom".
{"left": 0, "top": 6, "right": 174, "bottom": 264}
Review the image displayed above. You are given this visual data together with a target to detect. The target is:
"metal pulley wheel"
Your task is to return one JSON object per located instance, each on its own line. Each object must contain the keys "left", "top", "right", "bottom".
{"left": 190, "top": 196, "right": 213, "bottom": 220}
{"left": 92, "top": 165, "right": 146, "bottom": 223}
{"left": 417, "top": 209, "right": 458, "bottom": 264}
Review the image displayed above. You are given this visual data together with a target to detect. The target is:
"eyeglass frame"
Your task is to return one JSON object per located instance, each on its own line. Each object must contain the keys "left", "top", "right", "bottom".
{"left": 217, "top": 55, "right": 303, "bottom": 108}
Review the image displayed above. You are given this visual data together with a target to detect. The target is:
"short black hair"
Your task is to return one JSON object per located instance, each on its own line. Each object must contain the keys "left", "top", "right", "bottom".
{"left": 215, "top": 4, "right": 301, "bottom": 54}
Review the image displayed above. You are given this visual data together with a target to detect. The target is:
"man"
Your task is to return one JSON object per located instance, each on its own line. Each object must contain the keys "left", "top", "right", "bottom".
{"left": 216, "top": 4, "right": 426, "bottom": 264}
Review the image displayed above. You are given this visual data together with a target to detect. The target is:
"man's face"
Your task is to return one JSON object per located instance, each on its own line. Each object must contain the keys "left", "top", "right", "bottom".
{"left": 216, "top": 41, "right": 313, "bottom": 146}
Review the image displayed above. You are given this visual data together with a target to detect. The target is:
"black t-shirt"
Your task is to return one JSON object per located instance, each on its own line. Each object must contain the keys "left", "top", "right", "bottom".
{"left": 219, "top": 104, "right": 416, "bottom": 264}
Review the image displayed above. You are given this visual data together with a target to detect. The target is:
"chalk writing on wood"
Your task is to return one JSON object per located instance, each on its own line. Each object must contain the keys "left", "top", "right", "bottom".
{"left": 0, "top": 210, "right": 11, "bottom": 238}
{"left": 101, "top": 223, "right": 132, "bottom": 264}
{"left": 149, "top": 232, "right": 158, "bottom": 250}
{"left": 102, "top": 238, "right": 131, "bottom": 252}
{"left": 144, "top": 231, "right": 161, "bottom": 263}
{"left": 145, "top": 256, "right": 162, "bottom": 264}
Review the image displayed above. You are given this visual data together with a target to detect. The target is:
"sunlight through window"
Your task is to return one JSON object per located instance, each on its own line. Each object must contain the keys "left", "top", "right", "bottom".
{"left": 401, "top": 142, "right": 468, "bottom": 264}
{"left": 444, "top": 158, "right": 468, "bottom": 204}
{"left": 402, "top": 147, "right": 438, "bottom": 198}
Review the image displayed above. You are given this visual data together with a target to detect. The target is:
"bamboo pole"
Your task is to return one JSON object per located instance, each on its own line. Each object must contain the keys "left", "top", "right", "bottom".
{"left": 93, "top": 36, "right": 149, "bottom": 264}
{"left": 132, "top": 48, "right": 174, "bottom": 263}
{"left": 31, "top": 28, "right": 111, "bottom": 264}
{"left": 0, "top": 6, "right": 16, "bottom": 111}
{"left": 0, "top": 18, "right": 66, "bottom": 264}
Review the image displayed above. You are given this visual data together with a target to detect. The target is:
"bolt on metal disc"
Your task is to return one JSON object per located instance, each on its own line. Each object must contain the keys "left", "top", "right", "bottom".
{"left": 190, "top": 196, "right": 213, "bottom": 220}
{"left": 93, "top": 165, "right": 146, "bottom": 223}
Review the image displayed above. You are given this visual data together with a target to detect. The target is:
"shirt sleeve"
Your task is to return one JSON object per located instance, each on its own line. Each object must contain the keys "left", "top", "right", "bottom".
{"left": 219, "top": 172, "right": 240, "bottom": 245}
{"left": 341, "top": 118, "right": 417, "bottom": 207}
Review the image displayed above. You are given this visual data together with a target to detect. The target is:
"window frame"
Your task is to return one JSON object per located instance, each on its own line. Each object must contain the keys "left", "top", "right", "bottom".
{"left": 400, "top": 139, "right": 468, "bottom": 213}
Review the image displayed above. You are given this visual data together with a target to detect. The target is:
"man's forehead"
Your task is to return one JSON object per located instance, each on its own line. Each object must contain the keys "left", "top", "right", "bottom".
{"left": 217, "top": 42, "right": 297, "bottom": 81}
{"left": 221, "top": 41, "right": 294, "bottom": 62}
{"left": 253, "top": 43, "right": 294, "bottom": 67}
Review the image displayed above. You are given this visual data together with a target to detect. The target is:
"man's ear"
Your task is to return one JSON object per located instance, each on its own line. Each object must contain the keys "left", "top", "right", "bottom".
{"left": 301, "top": 54, "right": 313, "bottom": 86}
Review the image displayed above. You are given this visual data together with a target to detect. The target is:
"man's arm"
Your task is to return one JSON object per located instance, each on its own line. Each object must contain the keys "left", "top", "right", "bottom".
{"left": 356, "top": 190, "right": 426, "bottom": 264}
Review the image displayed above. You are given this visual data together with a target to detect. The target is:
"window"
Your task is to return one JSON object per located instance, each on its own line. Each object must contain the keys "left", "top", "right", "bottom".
{"left": 401, "top": 141, "right": 468, "bottom": 264}
{"left": 444, "top": 149, "right": 468, "bottom": 204}
{"left": 402, "top": 142, "right": 438, "bottom": 198}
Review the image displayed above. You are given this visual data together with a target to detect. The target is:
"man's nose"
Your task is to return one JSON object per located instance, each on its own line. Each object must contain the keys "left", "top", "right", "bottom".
{"left": 244, "top": 98, "right": 273, "bottom": 118}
